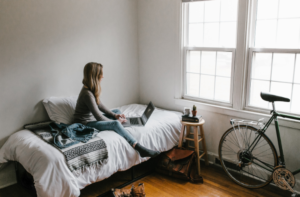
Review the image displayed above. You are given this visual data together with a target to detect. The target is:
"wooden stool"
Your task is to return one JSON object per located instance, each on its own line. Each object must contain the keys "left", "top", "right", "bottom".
{"left": 178, "top": 119, "right": 209, "bottom": 176}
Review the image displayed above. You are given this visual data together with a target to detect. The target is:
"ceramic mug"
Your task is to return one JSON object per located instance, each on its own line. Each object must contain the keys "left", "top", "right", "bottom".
{"left": 183, "top": 107, "right": 191, "bottom": 115}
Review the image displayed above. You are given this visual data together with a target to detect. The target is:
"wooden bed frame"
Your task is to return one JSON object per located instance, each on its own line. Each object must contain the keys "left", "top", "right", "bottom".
{"left": 15, "top": 157, "right": 158, "bottom": 197}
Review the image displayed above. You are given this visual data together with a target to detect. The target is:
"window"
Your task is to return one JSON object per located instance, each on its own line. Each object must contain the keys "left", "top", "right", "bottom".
{"left": 182, "top": 0, "right": 238, "bottom": 106}
{"left": 246, "top": 0, "right": 300, "bottom": 114}
{"left": 181, "top": 0, "right": 300, "bottom": 115}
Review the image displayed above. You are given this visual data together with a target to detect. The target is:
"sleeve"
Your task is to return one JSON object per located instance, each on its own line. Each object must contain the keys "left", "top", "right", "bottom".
{"left": 98, "top": 100, "right": 116, "bottom": 117}
{"left": 83, "top": 93, "right": 111, "bottom": 121}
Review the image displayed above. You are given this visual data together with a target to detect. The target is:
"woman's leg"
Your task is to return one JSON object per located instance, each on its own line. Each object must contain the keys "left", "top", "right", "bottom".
{"left": 86, "top": 120, "right": 136, "bottom": 146}
{"left": 102, "top": 109, "right": 121, "bottom": 120}
{"left": 86, "top": 120, "right": 160, "bottom": 158}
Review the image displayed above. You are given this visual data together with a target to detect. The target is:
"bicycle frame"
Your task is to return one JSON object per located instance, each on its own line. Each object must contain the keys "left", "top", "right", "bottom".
{"left": 247, "top": 110, "right": 300, "bottom": 175}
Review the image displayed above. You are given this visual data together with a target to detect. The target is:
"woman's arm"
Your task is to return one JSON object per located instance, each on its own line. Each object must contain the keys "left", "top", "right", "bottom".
{"left": 83, "top": 93, "right": 111, "bottom": 121}
{"left": 98, "top": 100, "right": 116, "bottom": 118}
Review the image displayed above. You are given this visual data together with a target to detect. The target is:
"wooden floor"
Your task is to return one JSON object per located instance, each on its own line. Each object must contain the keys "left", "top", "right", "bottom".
{"left": 122, "top": 165, "right": 291, "bottom": 197}
{"left": 0, "top": 163, "right": 291, "bottom": 197}
{"left": 125, "top": 166, "right": 291, "bottom": 197}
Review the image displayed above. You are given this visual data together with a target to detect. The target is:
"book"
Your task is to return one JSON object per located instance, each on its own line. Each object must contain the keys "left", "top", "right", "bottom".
{"left": 182, "top": 114, "right": 202, "bottom": 122}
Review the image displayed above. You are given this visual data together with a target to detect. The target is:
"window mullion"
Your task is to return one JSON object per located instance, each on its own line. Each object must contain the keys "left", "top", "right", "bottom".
{"left": 213, "top": 52, "right": 217, "bottom": 100}
{"left": 275, "top": 0, "right": 280, "bottom": 47}
{"left": 232, "top": 0, "right": 250, "bottom": 110}
{"left": 198, "top": 52, "right": 202, "bottom": 97}
{"left": 186, "top": 4, "right": 189, "bottom": 46}
{"left": 290, "top": 54, "right": 297, "bottom": 112}
{"left": 245, "top": 49, "right": 254, "bottom": 108}
{"left": 267, "top": 53, "right": 274, "bottom": 109}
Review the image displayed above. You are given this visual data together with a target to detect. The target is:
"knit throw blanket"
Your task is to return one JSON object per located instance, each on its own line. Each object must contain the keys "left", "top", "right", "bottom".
{"left": 24, "top": 121, "right": 108, "bottom": 176}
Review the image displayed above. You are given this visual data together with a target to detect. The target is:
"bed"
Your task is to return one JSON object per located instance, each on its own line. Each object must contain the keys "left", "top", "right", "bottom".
{"left": 0, "top": 103, "right": 182, "bottom": 197}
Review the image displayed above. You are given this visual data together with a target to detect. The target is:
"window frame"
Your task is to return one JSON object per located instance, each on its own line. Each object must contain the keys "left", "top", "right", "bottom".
{"left": 244, "top": 0, "right": 300, "bottom": 116}
{"left": 177, "top": 0, "right": 300, "bottom": 129}
{"left": 245, "top": 48, "right": 300, "bottom": 115}
{"left": 183, "top": 47, "right": 236, "bottom": 107}
{"left": 181, "top": 1, "right": 239, "bottom": 107}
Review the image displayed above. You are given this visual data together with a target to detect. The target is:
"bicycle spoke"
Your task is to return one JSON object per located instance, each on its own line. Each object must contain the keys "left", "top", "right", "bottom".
{"left": 253, "top": 142, "right": 268, "bottom": 151}
{"left": 253, "top": 157, "right": 275, "bottom": 168}
{"left": 255, "top": 149, "right": 272, "bottom": 157}
{"left": 224, "top": 137, "right": 240, "bottom": 149}
{"left": 227, "top": 133, "right": 240, "bottom": 149}
{"left": 248, "top": 127, "right": 252, "bottom": 148}
{"left": 222, "top": 143, "right": 237, "bottom": 154}
{"left": 232, "top": 126, "right": 243, "bottom": 149}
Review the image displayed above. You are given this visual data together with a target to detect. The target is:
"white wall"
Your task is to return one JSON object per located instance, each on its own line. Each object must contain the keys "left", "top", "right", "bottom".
{"left": 0, "top": 0, "right": 139, "bottom": 187}
{"left": 138, "top": 0, "right": 300, "bottom": 192}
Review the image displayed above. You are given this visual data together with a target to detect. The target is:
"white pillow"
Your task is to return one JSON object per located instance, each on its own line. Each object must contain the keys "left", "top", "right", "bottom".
{"left": 43, "top": 96, "right": 80, "bottom": 124}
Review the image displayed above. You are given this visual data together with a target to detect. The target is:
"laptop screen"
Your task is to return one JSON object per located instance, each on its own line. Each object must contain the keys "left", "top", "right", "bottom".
{"left": 141, "top": 102, "right": 155, "bottom": 124}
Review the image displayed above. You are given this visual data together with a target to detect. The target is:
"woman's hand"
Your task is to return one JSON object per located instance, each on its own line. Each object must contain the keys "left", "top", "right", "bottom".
{"left": 115, "top": 114, "right": 126, "bottom": 119}
{"left": 117, "top": 118, "right": 126, "bottom": 124}
{"left": 115, "top": 114, "right": 127, "bottom": 123}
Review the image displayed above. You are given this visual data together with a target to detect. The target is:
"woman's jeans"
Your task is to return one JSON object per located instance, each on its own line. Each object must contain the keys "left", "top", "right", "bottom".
{"left": 86, "top": 109, "right": 137, "bottom": 146}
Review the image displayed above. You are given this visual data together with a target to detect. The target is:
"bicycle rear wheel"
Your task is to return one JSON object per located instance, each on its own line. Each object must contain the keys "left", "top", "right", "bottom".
{"left": 218, "top": 125, "right": 278, "bottom": 189}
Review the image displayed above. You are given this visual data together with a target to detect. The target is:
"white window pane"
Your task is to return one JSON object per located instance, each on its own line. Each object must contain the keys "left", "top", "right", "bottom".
{"left": 215, "top": 77, "right": 230, "bottom": 102}
{"left": 203, "top": 23, "right": 219, "bottom": 47}
{"left": 204, "top": 0, "right": 220, "bottom": 22}
{"left": 278, "top": 0, "right": 300, "bottom": 19}
{"left": 291, "top": 84, "right": 300, "bottom": 113}
{"left": 189, "top": 23, "right": 203, "bottom": 46}
{"left": 255, "top": 20, "right": 277, "bottom": 48}
{"left": 201, "top": 51, "right": 216, "bottom": 75}
{"left": 189, "top": 2, "right": 204, "bottom": 23}
{"left": 251, "top": 53, "right": 272, "bottom": 80}
{"left": 272, "top": 53, "right": 295, "bottom": 83}
{"left": 200, "top": 75, "right": 214, "bottom": 99}
{"left": 270, "top": 82, "right": 292, "bottom": 112}
{"left": 220, "top": 0, "right": 238, "bottom": 22}
{"left": 257, "top": 0, "right": 278, "bottom": 20}
{"left": 219, "top": 22, "right": 236, "bottom": 47}
{"left": 277, "top": 19, "right": 300, "bottom": 48}
{"left": 294, "top": 54, "right": 300, "bottom": 84}
{"left": 249, "top": 80, "right": 270, "bottom": 108}
{"left": 187, "top": 51, "right": 200, "bottom": 73}
{"left": 186, "top": 73, "right": 200, "bottom": 97}
{"left": 216, "top": 52, "right": 232, "bottom": 77}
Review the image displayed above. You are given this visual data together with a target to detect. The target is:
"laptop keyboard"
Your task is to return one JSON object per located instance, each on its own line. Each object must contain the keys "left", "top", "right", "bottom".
{"left": 130, "top": 118, "right": 139, "bottom": 125}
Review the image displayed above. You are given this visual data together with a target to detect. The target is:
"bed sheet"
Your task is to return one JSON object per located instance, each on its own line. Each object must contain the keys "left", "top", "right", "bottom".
{"left": 0, "top": 104, "right": 182, "bottom": 197}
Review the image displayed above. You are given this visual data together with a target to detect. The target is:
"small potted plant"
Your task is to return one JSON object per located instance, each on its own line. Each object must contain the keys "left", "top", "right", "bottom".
{"left": 192, "top": 105, "right": 197, "bottom": 116}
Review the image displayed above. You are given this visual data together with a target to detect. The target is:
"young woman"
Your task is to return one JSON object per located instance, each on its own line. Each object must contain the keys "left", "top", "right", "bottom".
{"left": 73, "top": 62, "right": 160, "bottom": 158}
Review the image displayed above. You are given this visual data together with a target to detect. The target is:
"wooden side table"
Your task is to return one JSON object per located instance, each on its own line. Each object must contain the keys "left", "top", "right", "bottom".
{"left": 178, "top": 119, "right": 209, "bottom": 175}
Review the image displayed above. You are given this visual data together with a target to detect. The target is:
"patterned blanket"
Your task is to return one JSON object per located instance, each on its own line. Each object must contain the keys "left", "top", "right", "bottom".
{"left": 24, "top": 121, "right": 108, "bottom": 175}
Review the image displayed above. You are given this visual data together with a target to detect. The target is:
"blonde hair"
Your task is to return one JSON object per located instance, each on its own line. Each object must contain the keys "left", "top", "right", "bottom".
{"left": 82, "top": 62, "right": 103, "bottom": 105}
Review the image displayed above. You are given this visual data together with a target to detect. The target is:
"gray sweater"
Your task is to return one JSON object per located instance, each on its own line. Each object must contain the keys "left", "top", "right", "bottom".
{"left": 73, "top": 87, "right": 116, "bottom": 124}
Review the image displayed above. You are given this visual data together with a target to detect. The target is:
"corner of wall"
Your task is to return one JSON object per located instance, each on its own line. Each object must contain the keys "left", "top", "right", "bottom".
{"left": 136, "top": 0, "right": 142, "bottom": 104}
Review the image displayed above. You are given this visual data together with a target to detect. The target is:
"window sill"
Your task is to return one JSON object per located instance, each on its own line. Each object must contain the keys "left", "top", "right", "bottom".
{"left": 174, "top": 98, "right": 300, "bottom": 130}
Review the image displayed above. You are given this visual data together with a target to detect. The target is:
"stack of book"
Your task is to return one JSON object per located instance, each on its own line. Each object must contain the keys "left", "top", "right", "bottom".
{"left": 182, "top": 114, "right": 202, "bottom": 123}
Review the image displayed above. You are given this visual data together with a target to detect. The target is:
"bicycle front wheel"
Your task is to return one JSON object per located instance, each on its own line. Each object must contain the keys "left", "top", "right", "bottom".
{"left": 218, "top": 125, "right": 278, "bottom": 189}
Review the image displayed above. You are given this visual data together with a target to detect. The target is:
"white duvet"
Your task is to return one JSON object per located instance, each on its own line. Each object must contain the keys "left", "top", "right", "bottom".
{"left": 0, "top": 104, "right": 182, "bottom": 197}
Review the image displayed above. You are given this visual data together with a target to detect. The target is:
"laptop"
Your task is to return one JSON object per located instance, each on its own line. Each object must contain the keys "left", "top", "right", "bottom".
{"left": 121, "top": 102, "right": 155, "bottom": 127}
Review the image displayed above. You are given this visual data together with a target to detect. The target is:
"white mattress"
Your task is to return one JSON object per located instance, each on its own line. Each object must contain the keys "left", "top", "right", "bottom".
{"left": 0, "top": 104, "right": 182, "bottom": 197}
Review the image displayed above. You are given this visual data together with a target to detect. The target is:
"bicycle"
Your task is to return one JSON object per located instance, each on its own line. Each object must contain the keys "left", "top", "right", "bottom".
{"left": 218, "top": 92, "right": 300, "bottom": 196}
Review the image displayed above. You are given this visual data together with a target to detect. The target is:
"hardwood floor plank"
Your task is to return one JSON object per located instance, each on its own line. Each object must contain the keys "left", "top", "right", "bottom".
{"left": 0, "top": 162, "right": 291, "bottom": 197}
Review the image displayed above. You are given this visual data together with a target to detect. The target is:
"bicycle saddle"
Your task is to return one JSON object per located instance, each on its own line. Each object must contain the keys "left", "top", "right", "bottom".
{"left": 260, "top": 92, "right": 290, "bottom": 102}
